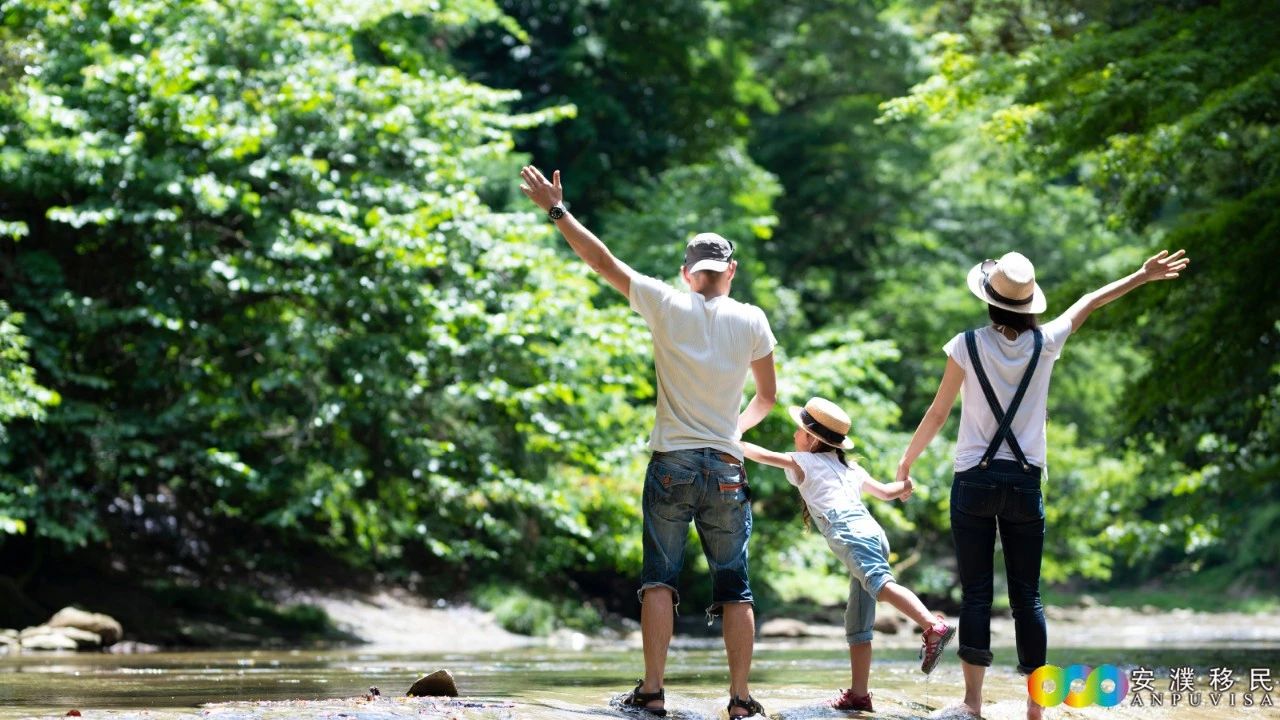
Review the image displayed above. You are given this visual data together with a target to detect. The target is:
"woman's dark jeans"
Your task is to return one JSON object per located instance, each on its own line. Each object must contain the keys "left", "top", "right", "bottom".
{"left": 950, "top": 459, "right": 1046, "bottom": 674}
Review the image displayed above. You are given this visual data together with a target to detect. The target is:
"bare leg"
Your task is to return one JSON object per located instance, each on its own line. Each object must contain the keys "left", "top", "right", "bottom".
{"left": 961, "top": 660, "right": 985, "bottom": 716}
{"left": 722, "top": 602, "right": 755, "bottom": 716}
{"left": 1027, "top": 696, "right": 1043, "bottom": 720}
{"left": 639, "top": 587, "right": 673, "bottom": 711}
{"left": 849, "top": 641, "right": 872, "bottom": 696}
{"left": 876, "top": 581, "right": 938, "bottom": 629}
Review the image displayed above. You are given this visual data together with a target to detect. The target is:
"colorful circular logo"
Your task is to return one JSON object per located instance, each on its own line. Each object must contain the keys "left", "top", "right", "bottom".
{"left": 1028, "top": 664, "right": 1130, "bottom": 707}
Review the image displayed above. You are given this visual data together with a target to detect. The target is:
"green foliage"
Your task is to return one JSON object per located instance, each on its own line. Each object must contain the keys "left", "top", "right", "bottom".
{"left": 1, "top": 0, "right": 1274, "bottom": 632}
{"left": 0, "top": 0, "right": 648, "bottom": 588}
{"left": 0, "top": 302, "right": 59, "bottom": 536}
{"left": 475, "top": 584, "right": 602, "bottom": 635}
{"left": 881, "top": 0, "right": 1280, "bottom": 579}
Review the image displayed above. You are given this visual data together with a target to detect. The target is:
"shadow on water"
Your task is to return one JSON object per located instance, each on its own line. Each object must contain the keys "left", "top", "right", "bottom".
{"left": 0, "top": 643, "right": 1277, "bottom": 719}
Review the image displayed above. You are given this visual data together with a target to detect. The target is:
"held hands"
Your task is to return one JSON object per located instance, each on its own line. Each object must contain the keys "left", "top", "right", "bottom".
{"left": 898, "top": 476, "right": 915, "bottom": 502}
{"left": 895, "top": 463, "right": 915, "bottom": 502}
{"left": 1138, "top": 249, "right": 1190, "bottom": 283}
{"left": 519, "top": 165, "right": 563, "bottom": 213}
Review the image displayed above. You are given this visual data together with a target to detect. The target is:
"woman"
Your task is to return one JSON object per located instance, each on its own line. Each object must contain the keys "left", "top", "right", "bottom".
{"left": 896, "top": 249, "right": 1188, "bottom": 719}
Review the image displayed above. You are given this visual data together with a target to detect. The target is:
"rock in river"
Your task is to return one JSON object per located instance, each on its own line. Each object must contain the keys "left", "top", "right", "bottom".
{"left": 47, "top": 607, "right": 123, "bottom": 646}
{"left": 407, "top": 669, "right": 459, "bottom": 697}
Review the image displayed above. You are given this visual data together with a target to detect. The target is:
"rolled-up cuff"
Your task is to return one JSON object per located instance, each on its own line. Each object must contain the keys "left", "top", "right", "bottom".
{"left": 705, "top": 599, "right": 753, "bottom": 627}
{"left": 958, "top": 644, "right": 993, "bottom": 667}
{"left": 847, "top": 630, "right": 874, "bottom": 645}
{"left": 865, "top": 571, "right": 895, "bottom": 599}
{"left": 638, "top": 582, "right": 680, "bottom": 614}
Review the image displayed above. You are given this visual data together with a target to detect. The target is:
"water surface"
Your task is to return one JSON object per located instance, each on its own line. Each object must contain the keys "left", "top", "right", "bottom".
{"left": 1, "top": 641, "right": 1276, "bottom": 719}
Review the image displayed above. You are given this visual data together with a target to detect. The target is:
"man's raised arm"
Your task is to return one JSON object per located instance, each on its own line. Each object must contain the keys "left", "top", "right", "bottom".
{"left": 519, "top": 165, "right": 634, "bottom": 298}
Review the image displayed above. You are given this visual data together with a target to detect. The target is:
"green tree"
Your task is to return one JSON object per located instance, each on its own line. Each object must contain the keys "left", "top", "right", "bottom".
{"left": 0, "top": 0, "right": 650, "bottom": 593}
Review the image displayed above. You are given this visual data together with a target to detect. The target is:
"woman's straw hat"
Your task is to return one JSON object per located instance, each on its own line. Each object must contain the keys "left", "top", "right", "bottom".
{"left": 787, "top": 397, "right": 855, "bottom": 450}
{"left": 966, "top": 252, "right": 1047, "bottom": 314}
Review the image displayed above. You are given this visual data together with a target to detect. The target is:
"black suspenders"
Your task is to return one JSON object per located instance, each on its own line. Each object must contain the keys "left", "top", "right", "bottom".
{"left": 964, "top": 328, "right": 1043, "bottom": 472}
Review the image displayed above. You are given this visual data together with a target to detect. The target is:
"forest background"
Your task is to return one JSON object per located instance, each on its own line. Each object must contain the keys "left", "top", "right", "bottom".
{"left": 1, "top": 0, "right": 1276, "bottom": 640}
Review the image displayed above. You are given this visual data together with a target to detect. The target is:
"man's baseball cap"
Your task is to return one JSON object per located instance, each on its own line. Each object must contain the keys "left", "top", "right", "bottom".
{"left": 683, "top": 232, "right": 734, "bottom": 274}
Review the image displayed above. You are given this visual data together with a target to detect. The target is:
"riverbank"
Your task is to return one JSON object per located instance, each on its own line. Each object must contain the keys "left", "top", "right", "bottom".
{"left": 299, "top": 589, "right": 1280, "bottom": 654}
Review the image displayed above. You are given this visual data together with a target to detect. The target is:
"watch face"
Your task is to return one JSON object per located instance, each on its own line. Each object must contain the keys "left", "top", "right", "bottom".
{"left": 548, "top": 206, "right": 566, "bottom": 220}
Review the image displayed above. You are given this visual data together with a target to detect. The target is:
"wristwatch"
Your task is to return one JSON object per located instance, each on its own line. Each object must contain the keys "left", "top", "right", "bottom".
{"left": 548, "top": 203, "right": 567, "bottom": 221}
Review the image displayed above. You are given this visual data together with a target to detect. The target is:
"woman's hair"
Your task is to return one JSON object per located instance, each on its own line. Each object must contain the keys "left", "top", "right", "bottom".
{"left": 988, "top": 304, "right": 1040, "bottom": 334}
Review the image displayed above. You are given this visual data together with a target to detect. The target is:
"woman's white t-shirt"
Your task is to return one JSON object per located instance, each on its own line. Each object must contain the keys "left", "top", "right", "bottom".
{"left": 943, "top": 318, "right": 1073, "bottom": 471}
{"left": 782, "top": 451, "right": 872, "bottom": 516}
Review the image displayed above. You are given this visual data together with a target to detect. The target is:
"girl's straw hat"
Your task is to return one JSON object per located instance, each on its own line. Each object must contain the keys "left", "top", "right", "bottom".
{"left": 966, "top": 252, "right": 1047, "bottom": 314}
{"left": 787, "top": 397, "right": 855, "bottom": 450}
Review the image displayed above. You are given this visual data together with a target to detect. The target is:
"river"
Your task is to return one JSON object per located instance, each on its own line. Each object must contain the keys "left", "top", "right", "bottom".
{"left": 2, "top": 639, "right": 1277, "bottom": 719}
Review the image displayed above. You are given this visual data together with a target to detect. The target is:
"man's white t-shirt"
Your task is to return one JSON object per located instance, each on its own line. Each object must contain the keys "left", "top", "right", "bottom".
{"left": 943, "top": 317, "right": 1073, "bottom": 471}
{"left": 630, "top": 273, "right": 776, "bottom": 460}
{"left": 783, "top": 451, "right": 871, "bottom": 517}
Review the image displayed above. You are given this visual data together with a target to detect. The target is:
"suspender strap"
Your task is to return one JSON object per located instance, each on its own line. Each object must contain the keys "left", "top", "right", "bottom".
{"left": 964, "top": 328, "right": 1043, "bottom": 472}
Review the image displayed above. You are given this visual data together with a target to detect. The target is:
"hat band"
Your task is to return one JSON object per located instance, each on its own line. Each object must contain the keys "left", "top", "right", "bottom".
{"left": 800, "top": 408, "right": 846, "bottom": 447}
{"left": 983, "top": 276, "right": 1033, "bottom": 307}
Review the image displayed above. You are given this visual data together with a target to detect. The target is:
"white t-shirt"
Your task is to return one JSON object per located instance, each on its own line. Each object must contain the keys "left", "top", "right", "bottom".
{"left": 943, "top": 318, "right": 1073, "bottom": 471}
{"left": 782, "top": 451, "right": 872, "bottom": 517}
{"left": 629, "top": 273, "right": 776, "bottom": 460}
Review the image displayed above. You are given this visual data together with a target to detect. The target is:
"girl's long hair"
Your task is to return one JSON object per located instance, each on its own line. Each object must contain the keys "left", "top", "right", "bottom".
{"left": 800, "top": 444, "right": 850, "bottom": 531}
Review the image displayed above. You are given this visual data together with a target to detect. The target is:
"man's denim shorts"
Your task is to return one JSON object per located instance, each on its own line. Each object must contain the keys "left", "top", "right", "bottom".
{"left": 638, "top": 448, "right": 753, "bottom": 623}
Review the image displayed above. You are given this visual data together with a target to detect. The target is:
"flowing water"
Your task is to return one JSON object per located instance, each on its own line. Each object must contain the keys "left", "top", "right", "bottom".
{"left": 1, "top": 640, "right": 1277, "bottom": 719}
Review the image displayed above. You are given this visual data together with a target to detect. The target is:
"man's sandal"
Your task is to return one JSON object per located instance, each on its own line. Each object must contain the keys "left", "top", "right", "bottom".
{"left": 619, "top": 680, "right": 666, "bottom": 717}
{"left": 728, "top": 694, "right": 766, "bottom": 718}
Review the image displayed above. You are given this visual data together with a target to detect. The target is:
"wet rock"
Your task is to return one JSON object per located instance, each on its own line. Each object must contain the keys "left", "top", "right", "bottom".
{"left": 20, "top": 624, "right": 53, "bottom": 639}
{"left": 47, "top": 607, "right": 123, "bottom": 646}
{"left": 874, "top": 614, "right": 903, "bottom": 634}
{"left": 759, "top": 618, "right": 808, "bottom": 637}
{"left": 407, "top": 669, "right": 459, "bottom": 697}
{"left": 58, "top": 627, "right": 103, "bottom": 649}
{"left": 21, "top": 632, "right": 79, "bottom": 651}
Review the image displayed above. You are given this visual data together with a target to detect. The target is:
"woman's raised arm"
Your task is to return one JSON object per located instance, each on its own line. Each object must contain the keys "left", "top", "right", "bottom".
{"left": 1054, "top": 249, "right": 1189, "bottom": 334}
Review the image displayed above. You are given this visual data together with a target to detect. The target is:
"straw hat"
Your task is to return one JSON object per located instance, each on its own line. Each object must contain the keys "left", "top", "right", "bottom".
{"left": 966, "top": 252, "right": 1047, "bottom": 314}
{"left": 787, "top": 397, "right": 855, "bottom": 450}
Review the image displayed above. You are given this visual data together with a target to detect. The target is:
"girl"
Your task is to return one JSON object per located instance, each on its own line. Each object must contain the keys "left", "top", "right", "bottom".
{"left": 742, "top": 397, "right": 955, "bottom": 712}
{"left": 896, "top": 249, "right": 1189, "bottom": 720}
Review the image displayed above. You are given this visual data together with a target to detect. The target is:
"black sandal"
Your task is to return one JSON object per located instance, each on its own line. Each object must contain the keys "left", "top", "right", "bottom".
{"left": 619, "top": 680, "right": 667, "bottom": 717}
{"left": 728, "top": 694, "right": 765, "bottom": 718}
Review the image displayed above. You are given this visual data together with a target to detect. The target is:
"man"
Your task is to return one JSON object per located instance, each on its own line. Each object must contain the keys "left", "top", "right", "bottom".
{"left": 520, "top": 165, "right": 777, "bottom": 718}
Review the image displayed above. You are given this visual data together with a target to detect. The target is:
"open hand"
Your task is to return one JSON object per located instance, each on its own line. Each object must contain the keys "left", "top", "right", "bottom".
{"left": 519, "top": 165, "right": 563, "bottom": 212}
{"left": 1139, "top": 249, "right": 1190, "bottom": 283}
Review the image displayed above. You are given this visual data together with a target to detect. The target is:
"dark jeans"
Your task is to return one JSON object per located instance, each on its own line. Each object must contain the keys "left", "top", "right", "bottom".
{"left": 950, "top": 459, "right": 1046, "bottom": 674}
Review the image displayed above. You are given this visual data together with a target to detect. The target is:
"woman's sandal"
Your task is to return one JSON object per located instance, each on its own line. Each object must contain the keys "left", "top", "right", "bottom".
{"left": 728, "top": 694, "right": 766, "bottom": 718}
{"left": 619, "top": 680, "right": 667, "bottom": 717}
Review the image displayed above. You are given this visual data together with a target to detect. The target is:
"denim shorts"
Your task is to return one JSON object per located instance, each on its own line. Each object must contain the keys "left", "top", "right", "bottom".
{"left": 815, "top": 506, "right": 895, "bottom": 645}
{"left": 639, "top": 448, "right": 753, "bottom": 623}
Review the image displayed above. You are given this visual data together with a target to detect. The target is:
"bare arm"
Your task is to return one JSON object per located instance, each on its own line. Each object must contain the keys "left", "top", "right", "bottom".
{"left": 736, "top": 353, "right": 777, "bottom": 436}
{"left": 896, "top": 356, "right": 965, "bottom": 484}
{"left": 741, "top": 441, "right": 801, "bottom": 477}
{"left": 519, "top": 165, "right": 635, "bottom": 297}
{"left": 1055, "top": 249, "right": 1190, "bottom": 334}
{"left": 863, "top": 478, "right": 910, "bottom": 502}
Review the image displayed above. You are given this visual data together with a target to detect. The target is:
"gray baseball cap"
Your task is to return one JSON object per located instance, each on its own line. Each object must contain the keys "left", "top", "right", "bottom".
{"left": 683, "top": 232, "right": 734, "bottom": 274}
